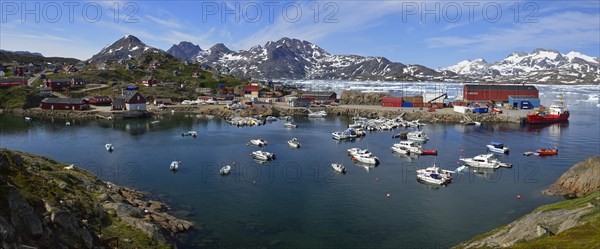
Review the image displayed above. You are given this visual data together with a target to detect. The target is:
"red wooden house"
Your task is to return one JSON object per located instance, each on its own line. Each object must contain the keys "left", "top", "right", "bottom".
{"left": 0, "top": 78, "right": 27, "bottom": 88}
{"left": 84, "top": 96, "right": 112, "bottom": 106}
{"left": 141, "top": 76, "right": 158, "bottom": 87}
{"left": 463, "top": 84, "right": 539, "bottom": 102}
{"left": 40, "top": 98, "right": 90, "bottom": 110}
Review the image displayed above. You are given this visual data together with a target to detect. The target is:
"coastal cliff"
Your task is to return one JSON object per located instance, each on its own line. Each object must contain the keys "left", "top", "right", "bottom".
{"left": 454, "top": 156, "right": 600, "bottom": 248}
{"left": 0, "top": 149, "right": 194, "bottom": 248}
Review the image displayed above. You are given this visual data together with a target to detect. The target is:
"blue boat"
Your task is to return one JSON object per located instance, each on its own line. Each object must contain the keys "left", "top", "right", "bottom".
{"left": 486, "top": 141, "right": 509, "bottom": 154}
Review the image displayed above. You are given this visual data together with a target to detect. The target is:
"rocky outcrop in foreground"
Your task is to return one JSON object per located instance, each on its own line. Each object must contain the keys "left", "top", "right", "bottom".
{"left": 454, "top": 157, "right": 600, "bottom": 248}
{"left": 0, "top": 149, "right": 194, "bottom": 248}
{"left": 544, "top": 156, "right": 600, "bottom": 198}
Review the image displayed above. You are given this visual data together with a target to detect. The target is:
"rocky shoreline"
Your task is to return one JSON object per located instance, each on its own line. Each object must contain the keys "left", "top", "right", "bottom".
{"left": 455, "top": 156, "right": 600, "bottom": 248}
{"left": 0, "top": 149, "right": 194, "bottom": 248}
{"left": 3, "top": 104, "right": 525, "bottom": 124}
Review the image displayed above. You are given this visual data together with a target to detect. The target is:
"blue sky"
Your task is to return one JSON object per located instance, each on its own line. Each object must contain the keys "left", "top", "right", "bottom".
{"left": 1, "top": 0, "right": 599, "bottom": 68}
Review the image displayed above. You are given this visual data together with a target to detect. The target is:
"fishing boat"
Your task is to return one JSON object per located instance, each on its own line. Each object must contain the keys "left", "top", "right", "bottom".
{"left": 170, "top": 161, "right": 179, "bottom": 171}
{"left": 352, "top": 154, "right": 380, "bottom": 165}
{"left": 332, "top": 129, "right": 357, "bottom": 140}
{"left": 393, "top": 140, "right": 422, "bottom": 154}
{"left": 347, "top": 148, "right": 373, "bottom": 157}
{"left": 407, "top": 131, "right": 429, "bottom": 141}
{"left": 251, "top": 150, "right": 275, "bottom": 161}
{"left": 331, "top": 163, "right": 346, "bottom": 173}
{"left": 420, "top": 149, "right": 438, "bottom": 156}
{"left": 284, "top": 121, "right": 298, "bottom": 128}
{"left": 416, "top": 165, "right": 452, "bottom": 182}
{"left": 390, "top": 144, "right": 411, "bottom": 155}
{"left": 288, "top": 138, "right": 301, "bottom": 148}
{"left": 181, "top": 131, "right": 198, "bottom": 137}
{"left": 536, "top": 148, "right": 558, "bottom": 156}
{"left": 416, "top": 173, "right": 448, "bottom": 185}
{"left": 527, "top": 95, "right": 570, "bottom": 124}
{"left": 308, "top": 110, "right": 327, "bottom": 118}
{"left": 250, "top": 139, "right": 268, "bottom": 146}
{"left": 459, "top": 154, "right": 512, "bottom": 169}
{"left": 105, "top": 144, "right": 113, "bottom": 152}
{"left": 220, "top": 165, "right": 231, "bottom": 175}
{"left": 486, "top": 141, "right": 509, "bottom": 154}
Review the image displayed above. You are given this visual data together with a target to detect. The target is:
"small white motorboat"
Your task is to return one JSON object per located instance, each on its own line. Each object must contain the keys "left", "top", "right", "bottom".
{"left": 456, "top": 165, "right": 469, "bottom": 172}
{"left": 459, "top": 154, "right": 512, "bottom": 169}
{"left": 416, "top": 165, "right": 452, "bottom": 182}
{"left": 288, "top": 138, "right": 301, "bottom": 148}
{"left": 170, "top": 161, "right": 179, "bottom": 171}
{"left": 266, "top": 116, "right": 278, "bottom": 121}
{"left": 390, "top": 144, "right": 411, "bottom": 155}
{"left": 250, "top": 139, "right": 268, "bottom": 147}
{"left": 220, "top": 165, "right": 231, "bottom": 175}
{"left": 105, "top": 143, "right": 113, "bottom": 152}
{"left": 416, "top": 173, "right": 447, "bottom": 185}
{"left": 393, "top": 140, "right": 422, "bottom": 154}
{"left": 284, "top": 121, "right": 298, "bottom": 128}
{"left": 181, "top": 131, "right": 198, "bottom": 137}
{"left": 308, "top": 110, "right": 327, "bottom": 118}
{"left": 352, "top": 154, "right": 380, "bottom": 165}
{"left": 24, "top": 117, "right": 31, "bottom": 121}
{"left": 407, "top": 131, "right": 429, "bottom": 141}
{"left": 251, "top": 150, "right": 275, "bottom": 161}
{"left": 486, "top": 141, "right": 509, "bottom": 154}
{"left": 347, "top": 148, "right": 373, "bottom": 157}
{"left": 348, "top": 121, "right": 363, "bottom": 128}
{"left": 65, "top": 121, "right": 71, "bottom": 126}
{"left": 331, "top": 163, "right": 346, "bottom": 173}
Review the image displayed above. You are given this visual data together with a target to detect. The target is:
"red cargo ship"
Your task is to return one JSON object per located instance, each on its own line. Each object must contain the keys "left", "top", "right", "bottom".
{"left": 527, "top": 95, "right": 570, "bottom": 124}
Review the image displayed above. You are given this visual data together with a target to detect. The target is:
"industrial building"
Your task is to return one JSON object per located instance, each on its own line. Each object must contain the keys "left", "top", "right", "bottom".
{"left": 463, "top": 84, "right": 539, "bottom": 102}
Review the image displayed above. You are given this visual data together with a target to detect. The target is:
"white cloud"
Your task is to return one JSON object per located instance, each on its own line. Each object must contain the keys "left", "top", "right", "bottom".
{"left": 427, "top": 11, "right": 600, "bottom": 54}
{"left": 146, "top": 15, "right": 182, "bottom": 29}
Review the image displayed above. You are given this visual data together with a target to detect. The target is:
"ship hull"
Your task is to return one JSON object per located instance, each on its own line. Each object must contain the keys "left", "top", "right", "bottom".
{"left": 527, "top": 112, "right": 570, "bottom": 124}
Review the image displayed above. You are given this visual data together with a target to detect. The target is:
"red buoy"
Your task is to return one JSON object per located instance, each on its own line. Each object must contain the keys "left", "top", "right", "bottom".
{"left": 386, "top": 193, "right": 391, "bottom": 198}
{"left": 517, "top": 195, "right": 521, "bottom": 200}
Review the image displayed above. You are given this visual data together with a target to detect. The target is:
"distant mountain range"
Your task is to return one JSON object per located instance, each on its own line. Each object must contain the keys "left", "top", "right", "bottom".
{"left": 84, "top": 35, "right": 599, "bottom": 84}
{"left": 441, "top": 49, "right": 600, "bottom": 84}
{"left": 0, "top": 50, "right": 44, "bottom": 57}
{"left": 0, "top": 50, "right": 80, "bottom": 65}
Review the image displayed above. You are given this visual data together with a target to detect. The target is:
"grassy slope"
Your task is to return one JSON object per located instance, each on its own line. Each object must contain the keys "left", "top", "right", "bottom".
{"left": 0, "top": 149, "right": 170, "bottom": 248}
{"left": 0, "top": 51, "right": 80, "bottom": 65}
{"left": 459, "top": 190, "right": 600, "bottom": 249}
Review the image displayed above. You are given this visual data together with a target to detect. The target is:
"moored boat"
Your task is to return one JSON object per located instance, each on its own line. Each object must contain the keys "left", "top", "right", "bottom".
{"left": 251, "top": 150, "right": 275, "bottom": 161}
{"left": 284, "top": 121, "right": 298, "bottom": 128}
{"left": 536, "top": 148, "right": 558, "bottom": 156}
{"left": 250, "top": 139, "right": 268, "bottom": 147}
{"left": 182, "top": 131, "right": 198, "bottom": 137}
{"left": 407, "top": 131, "right": 429, "bottom": 141}
{"left": 459, "top": 154, "right": 511, "bottom": 169}
{"left": 331, "top": 163, "right": 346, "bottom": 173}
{"left": 486, "top": 141, "right": 509, "bottom": 154}
{"left": 308, "top": 110, "right": 327, "bottom": 118}
{"left": 105, "top": 143, "right": 113, "bottom": 152}
{"left": 416, "top": 165, "right": 452, "bottom": 182}
{"left": 288, "top": 138, "right": 301, "bottom": 148}
{"left": 420, "top": 149, "right": 438, "bottom": 156}
{"left": 416, "top": 173, "right": 448, "bottom": 185}
{"left": 527, "top": 95, "right": 570, "bottom": 124}
{"left": 170, "top": 161, "right": 179, "bottom": 171}
{"left": 220, "top": 165, "right": 231, "bottom": 175}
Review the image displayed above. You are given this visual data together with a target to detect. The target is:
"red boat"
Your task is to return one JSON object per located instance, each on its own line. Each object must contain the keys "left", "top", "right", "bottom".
{"left": 421, "top": 150, "right": 438, "bottom": 156}
{"left": 536, "top": 148, "right": 558, "bottom": 156}
{"left": 527, "top": 95, "right": 570, "bottom": 124}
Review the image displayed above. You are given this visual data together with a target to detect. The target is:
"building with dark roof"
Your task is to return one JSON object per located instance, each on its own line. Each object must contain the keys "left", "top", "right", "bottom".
{"left": 463, "top": 84, "right": 539, "bottom": 102}
{"left": 40, "top": 98, "right": 90, "bottom": 110}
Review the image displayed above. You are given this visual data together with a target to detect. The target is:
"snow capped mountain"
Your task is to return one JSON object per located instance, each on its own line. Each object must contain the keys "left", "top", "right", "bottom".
{"left": 88, "top": 35, "right": 164, "bottom": 63}
{"left": 167, "top": 41, "right": 202, "bottom": 61}
{"left": 195, "top": 37, "right": 442, "bottom": 81}
{"left": 442, "top": 49, "right": 599, "bottom": 84}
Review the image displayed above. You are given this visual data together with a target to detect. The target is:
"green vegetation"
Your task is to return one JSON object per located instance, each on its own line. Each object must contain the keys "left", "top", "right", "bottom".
{"left": 534, "top": 190, "right": 600, "bottom": 212}
{"left": 510, "top": 216, "right": 600, "bottom": 249}
{"left": 0, "top": 86, "right": 43, "bottom": 109}
{"left": 103, "top": 216, "right": 171, "bottom": 249}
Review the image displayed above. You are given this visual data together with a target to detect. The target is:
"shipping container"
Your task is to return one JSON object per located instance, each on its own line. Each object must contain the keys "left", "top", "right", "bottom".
{"left": 508, "top": 96, "right": 540, "bottom": 109}
{"left": 412, "top": 102, "right": 424, "bottom": 108}
{"left": 402, "top": 101, "right": 413, "bottom": 107}
{"left": 412, "top": 96, "right": 424, "bottom": 103}
{"left": 473, "top": 107, "right": 489, "bottom": 113}
{"left": 464, "top": 84, "right": 539, "bottom": 102}
{"left": 453, "top": 106, "right": 473, "bottom": 114}
{"left": 382, "top": 96, "right": 403, "bottom": 107}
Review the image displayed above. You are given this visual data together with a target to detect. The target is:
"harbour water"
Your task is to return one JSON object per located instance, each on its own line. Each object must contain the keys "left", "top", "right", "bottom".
{"left": 1, "top": 85, "right": 598, "bottom": 248}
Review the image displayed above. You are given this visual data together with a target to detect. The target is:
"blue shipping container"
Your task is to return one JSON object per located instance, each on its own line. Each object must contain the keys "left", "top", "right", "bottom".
{"left": 402, "top": 102, "right": 413, "bottom": 107}
{"left": 474, "top": 107, "right": 489, "bottom": 113}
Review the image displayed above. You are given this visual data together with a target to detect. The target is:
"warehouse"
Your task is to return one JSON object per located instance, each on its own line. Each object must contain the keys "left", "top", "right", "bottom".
{"left": 463, "top": 84, "right": 538, "bottom": 102}
{"left": 508, "top": 95, "right": 541, "bottom": 109}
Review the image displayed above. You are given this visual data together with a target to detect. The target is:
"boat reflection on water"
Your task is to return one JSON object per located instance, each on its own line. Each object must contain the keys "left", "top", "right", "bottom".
{"left": 527, "top": 121, "right": 569, "bottom": 136}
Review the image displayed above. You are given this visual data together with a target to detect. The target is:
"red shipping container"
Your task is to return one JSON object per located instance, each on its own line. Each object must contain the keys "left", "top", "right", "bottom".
{"left": 413, "top": 102, "right": 424, "bottom": 108}
{"left": 382, "top": 96, "right": 403, "bottom": 107}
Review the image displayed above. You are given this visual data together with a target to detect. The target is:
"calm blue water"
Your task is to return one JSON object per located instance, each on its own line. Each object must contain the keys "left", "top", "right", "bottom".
{"left": 1, "top": 89, "right": 598, "bottom": 248}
